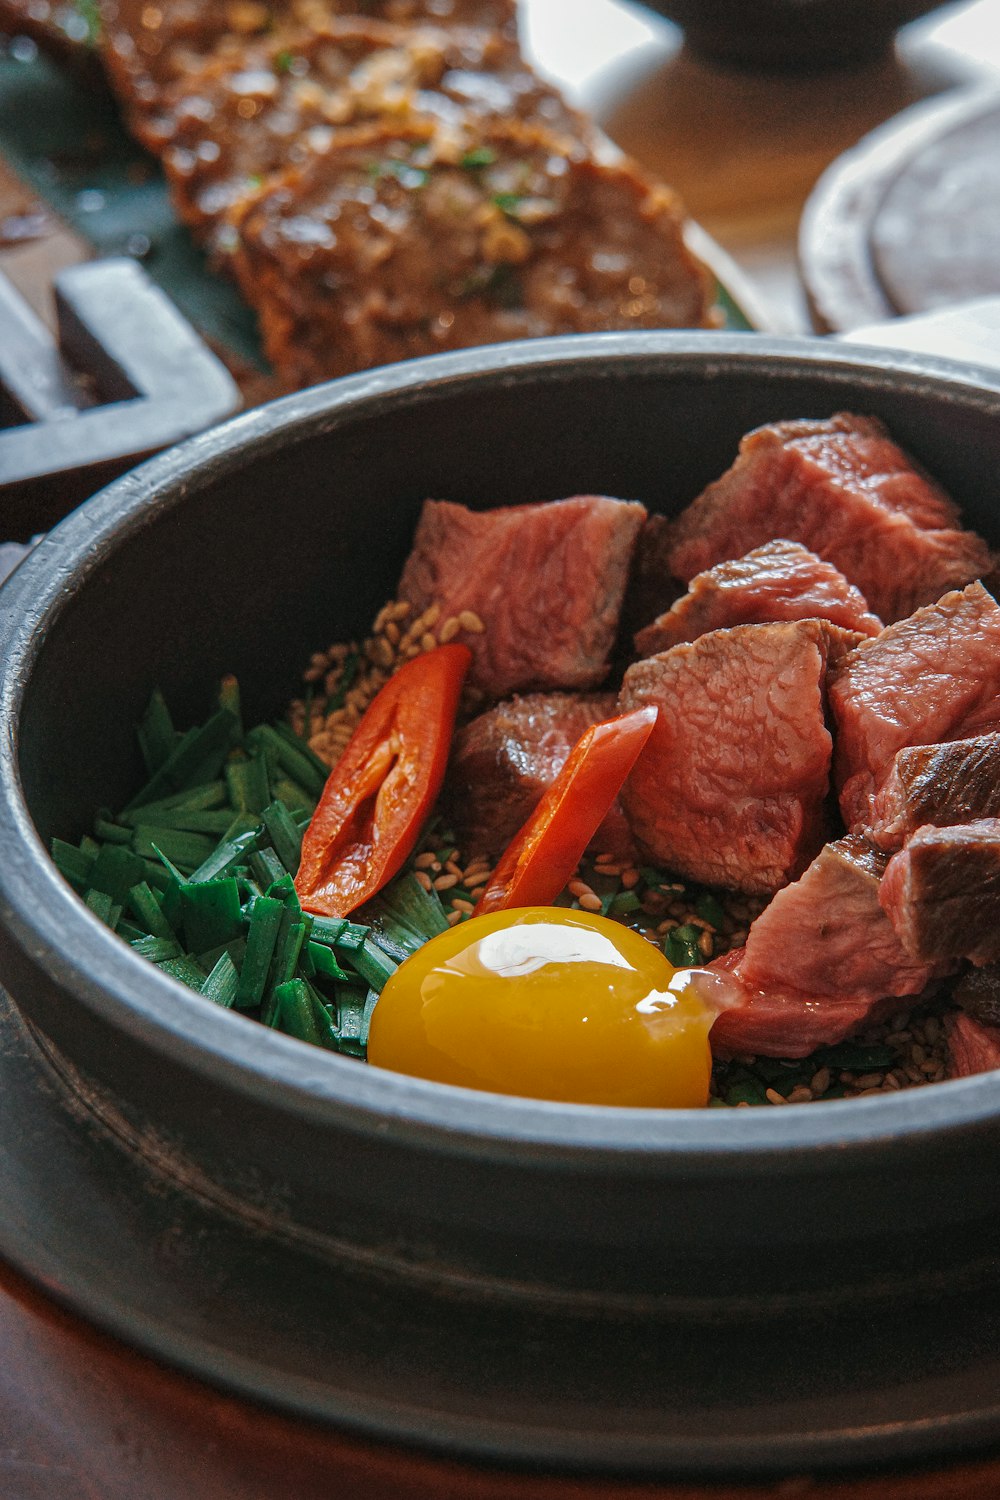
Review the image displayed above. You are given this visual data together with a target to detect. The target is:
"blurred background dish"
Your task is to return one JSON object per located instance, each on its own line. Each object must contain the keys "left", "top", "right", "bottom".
{"left": 635, "top": 0, "right": 947, "bottom": 71}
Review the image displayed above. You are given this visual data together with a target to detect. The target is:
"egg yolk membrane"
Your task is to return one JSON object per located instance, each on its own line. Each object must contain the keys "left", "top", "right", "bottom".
{"left": 367, "top": 907, "right": 715, "bottom": 1107}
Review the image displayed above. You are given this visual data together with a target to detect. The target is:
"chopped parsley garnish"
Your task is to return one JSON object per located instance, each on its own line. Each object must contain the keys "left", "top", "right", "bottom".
{"left": 492, "top": 192, "right": 524, "bottom": 216}
{"left": 461, "top": 147, "right": 498, "bottom": 170}
{"left": 274, "top": 48, "right": 296, "bottom": 73}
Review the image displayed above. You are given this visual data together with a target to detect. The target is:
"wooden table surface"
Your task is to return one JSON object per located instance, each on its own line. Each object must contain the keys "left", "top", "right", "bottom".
{"left": 4, "top": 1, "right": 1000, "bottom": 1494}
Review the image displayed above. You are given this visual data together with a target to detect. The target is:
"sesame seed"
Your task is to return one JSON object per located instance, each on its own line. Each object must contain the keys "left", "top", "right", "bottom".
{"left": 578, "top": 892, "right": 603, "bottom": 912}
{"left": 458, "top": 610, "right": 485, "bottom": 633}
{"left": 434, "top": 873, "right": 459, "bottom": 891}
{"left": 439, "top": 615, "right": 460, "bottom": 643}
{"left": 765, "top": 1088, "right": 787, "bottom": 1106}
{"left": 414, "top": 871, "right": 433, "bottom": 893}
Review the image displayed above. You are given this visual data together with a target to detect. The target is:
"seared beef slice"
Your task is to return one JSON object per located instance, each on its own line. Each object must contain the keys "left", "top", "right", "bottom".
{"left": 151, "top": 20, "right": 582, "bottom": 251}
{"left": 665, "top": 414, "right": 992, "bottom": 623}
{"left": 880, "top": 820, "right": 1000, "bottom": 966}
{"left": 709, "top": 835, "right": 949, "bottom": 1058}
{"left": 634, "top": 538, "right": 882, "bottom": 657}
{"left": 870, "top": 733, "right": 1000, "bottom": 850}
{"left": 619, "top": 619, "right": 856, "bottom": 894}
{"left": 445, "top": 691, "right": 630, "bottom": 860}
{"left": 232, "top": 119, "right": 715, "bottom": 386}
{"left": 829, "top": 582, "right": 1000, "bottom": 831}
{"left": 398, "top": 495, "right": 646, "bottom": 700}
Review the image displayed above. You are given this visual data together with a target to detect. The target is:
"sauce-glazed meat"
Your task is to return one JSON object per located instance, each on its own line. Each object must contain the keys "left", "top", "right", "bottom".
{"left": 880, "top": 820, "right": 1000, "bottom": 966}
{"left": 709, "top": 835, "right": 950, "bottom": 1058}
{"left": 100, "top": 0, "right": 518, "bottom": 126}
{"left": 619, "top": 619, "right": 859, "bottom": 895}
{"left": 870, "top": 733, "right": 1000, "bottom": 851}
{"left": 231, "top": 118, "right": 716, "bottom": 386}
{"left": 829, "top": 582, "right": 1000, "bottom": 832}
{"left": 398, "top": 494, "right": 647, "bottom": 701}
{"left": 445, "top": 692, "right": 634, "bottom": 860}
{"left": 633, "top": 538, "right": 882, "bottom": 658}
{"left": 664, "top": 413, "right": 993, "bottom": 623}
{"left": 147, "top": 19, "right": 582, "bottom": 251}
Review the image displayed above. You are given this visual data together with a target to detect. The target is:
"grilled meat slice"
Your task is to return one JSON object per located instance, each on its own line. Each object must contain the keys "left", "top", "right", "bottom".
{"left": 230, "top": 118, "right": 716, "bottom": 386}
{"left": 146, "top": 18, "right": 582, "bottom": 252}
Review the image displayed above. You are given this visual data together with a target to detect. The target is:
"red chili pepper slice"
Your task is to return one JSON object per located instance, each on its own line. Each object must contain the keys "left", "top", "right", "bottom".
{"left": 473, "top": 704, "right": 657, "bottom": 916}
{"left": 295, "top": 644, "right": 471, "bottom": 917}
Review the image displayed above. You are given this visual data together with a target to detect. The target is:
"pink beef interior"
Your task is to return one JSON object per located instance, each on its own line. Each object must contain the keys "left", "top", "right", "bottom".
{"left": 946, "top": 1010, "right": 1000, "bottom": 1078}
{"left": 634, "top": 537, "right": 882, "bottom": 658}
{"left": 397, "top": 494, "right": 646, "bottom": 701}
{"left": 664, "top": 413, "right": 992, "bottom": 623}
{"left": 618, "top": 618, "right": 857, "bottom": 895}
{"left": 829, "top": 582, "right": 1000, "bottom": 831}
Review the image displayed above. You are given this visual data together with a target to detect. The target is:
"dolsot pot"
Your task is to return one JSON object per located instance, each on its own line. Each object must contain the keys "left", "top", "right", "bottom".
{"left": 2, "top": 333, "right": 1000, "bottom": 1478}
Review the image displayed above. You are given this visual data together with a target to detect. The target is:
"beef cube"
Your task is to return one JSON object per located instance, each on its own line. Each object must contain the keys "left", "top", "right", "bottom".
{"left": 231, "top": 118, "right": 716, "bottom": 387}
{"left": 708, "top": 953, "right": 901, "bottom": 1060}
{"left": 880, "top": 820, "right": 1000, "bottom": 966}
{"left": 946, "top": 1010, "right": 1000, "bottom": 1078}
{"left": 149, "top": 20, "right": 582, "bottom": 252}
{"left": 709, "top": 835, "right": 949, "bottom": 1057}
{"left": 870, "top": 734, "right": 1000, "bottom": 851}
{"left": 445, "top": 691, "right": 633, "bottom": 860}
{"left": 397, "top": 494, "right": 646, "bottom": 701}
{"left": 829, "top": 582, "right": 1000, "bottom": 830}
{"left": 664, "top": 413, "right": 992, "bottom": 623}
{"left": 619, "top": 619, "right": 858, "bottom": 894}
{"left": 634, "top": 539, "right": 882, "bottom": 658}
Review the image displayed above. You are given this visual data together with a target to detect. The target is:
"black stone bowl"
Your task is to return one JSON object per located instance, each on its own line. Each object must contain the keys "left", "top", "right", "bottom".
{"left": 3, "top": 333, "right": 1000, "bottom": 1478}
{"left": 641, "top": 0, "right": 944, "bottom": 71}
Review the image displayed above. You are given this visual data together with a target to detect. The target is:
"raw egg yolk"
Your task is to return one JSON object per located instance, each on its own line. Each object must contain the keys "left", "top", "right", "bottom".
{"left": 367, "top": 907, "right": 714, "bottom": 1107}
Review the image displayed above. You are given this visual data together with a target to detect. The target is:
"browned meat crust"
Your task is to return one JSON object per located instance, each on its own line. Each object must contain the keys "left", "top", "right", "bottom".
{"left": 99, "top": 0, "right": 518, "bottom": 127}
{"left": 880, "top": 820, "right": 1000, "bottom": 967}
{"left": 231, "top": 117, "right": 715, "bottom": 385}
{"left": 145, "top": 18, "right": 584, "bottom": 252}
{"left": 870, "top": 733, "right": 1000, "bottom": 852}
